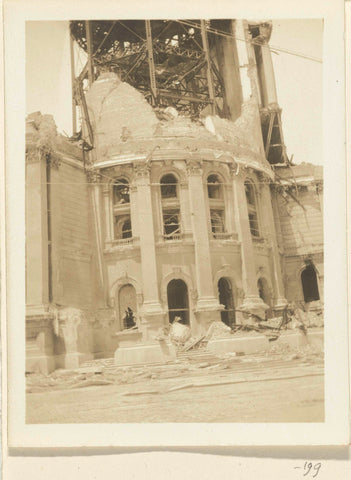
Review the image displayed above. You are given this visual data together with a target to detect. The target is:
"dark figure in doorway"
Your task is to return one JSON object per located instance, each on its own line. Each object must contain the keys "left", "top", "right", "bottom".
{"left": 124, "top": 307, "right": 136, "bottom": 329}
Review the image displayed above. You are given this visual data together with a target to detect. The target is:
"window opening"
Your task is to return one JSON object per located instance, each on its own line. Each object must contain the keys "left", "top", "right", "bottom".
{"left": 161, "top": 174, "right": 178, "bottom": 199}
{"left": 163, "top": 210, "right": 181, "bottom": 239}
{"left": 245, "top": 181, "right": 260, "bottom": 237}
{"left": 207, "top": 174, "right": 223, "bottom": 199}
{"left": 210, "top": 210, "right": 225, "bottom": 237}
{"left": 113, "top": 178, "right": 130, "bottom": 204}
{"left": 114, "top": 215, "right": 132, "bottom": 240}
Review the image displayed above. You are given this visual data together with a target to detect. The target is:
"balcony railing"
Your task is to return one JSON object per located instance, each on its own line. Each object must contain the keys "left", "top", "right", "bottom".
{"left": 212, "top": 232, "right": 237, "bottom": 241}
{"left": 163, "top": 233, "right": 183, "bottom": 241}
{"left": 107, "top": 237, "right": 136, "bottom": 247}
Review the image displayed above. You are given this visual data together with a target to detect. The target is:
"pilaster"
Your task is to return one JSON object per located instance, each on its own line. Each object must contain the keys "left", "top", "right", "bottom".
{"left": 186, "top": 158, "right": 222, "bottom": 332}
{"left": 258, "top": 173, "right": 287, "bottom": 310}
{"left": 231, "top": 166, "right": 268, "bottom": 317}
{"left": 25, "top": 148, "right": 49, "bottom": 308}
{"left": 133, "top": 162, "right": 165, "bottom": 339}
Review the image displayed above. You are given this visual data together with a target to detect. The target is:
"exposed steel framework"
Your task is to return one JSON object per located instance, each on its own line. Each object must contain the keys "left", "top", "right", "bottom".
{"left": 70, "top": 20, "right": 226, "bottom": 121}
{"left": 70, "top": 19, "right": 288, "bottom": 164}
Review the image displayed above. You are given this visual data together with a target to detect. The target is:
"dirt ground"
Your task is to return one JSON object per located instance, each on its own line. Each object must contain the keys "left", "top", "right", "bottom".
{"left": 26, "top": 343, "right": 324, "bottom": 424}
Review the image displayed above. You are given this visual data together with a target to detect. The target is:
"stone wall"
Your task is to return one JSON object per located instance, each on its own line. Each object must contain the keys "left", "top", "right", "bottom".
{"left": 50, "top": 161, "right": 93, "bottom": 308}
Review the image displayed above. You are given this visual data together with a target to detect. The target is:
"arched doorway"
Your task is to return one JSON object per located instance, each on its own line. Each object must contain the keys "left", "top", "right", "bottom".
{"left": 118, "top": 284, "right": 137, "bottom": 329}
{"left": 257, "top": 277, "right": 272, "bottom": 318}
{"left": 167, "top": 279, "right": 189, "bottom": 325}
{"left": 301, "top": 264, "right": 320, "bottom": 303}
{"left": 218, "top": 277, "right": 235, "bottom": 327}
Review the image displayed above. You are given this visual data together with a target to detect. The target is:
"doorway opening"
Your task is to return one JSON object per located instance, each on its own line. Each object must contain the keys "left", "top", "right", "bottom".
{"left": 301, "top": 264, "right": 320, "bottom": 303}
{"left": 218, "top": 277, "right": 235, "bottom": 327}
{"left": 167, "top": 279, "right": 189, "bottom": 325}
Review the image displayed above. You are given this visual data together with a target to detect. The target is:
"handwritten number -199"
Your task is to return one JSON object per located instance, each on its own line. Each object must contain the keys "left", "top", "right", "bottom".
{"left": 303, "top": 461, "right": 322, "bottom": 477}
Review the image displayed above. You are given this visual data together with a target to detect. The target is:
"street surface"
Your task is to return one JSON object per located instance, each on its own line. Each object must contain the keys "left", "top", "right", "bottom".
{"left": 26, "top": 345, "right": 324, "bottom": 423}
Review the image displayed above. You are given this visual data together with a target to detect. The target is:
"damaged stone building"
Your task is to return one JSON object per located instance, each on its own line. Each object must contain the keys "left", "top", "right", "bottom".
{"left": 25, "top": 20, "right": 323, "bottom": 373}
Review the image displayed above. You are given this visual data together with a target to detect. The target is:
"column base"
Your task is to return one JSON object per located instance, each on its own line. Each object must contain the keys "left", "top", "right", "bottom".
{"left": 140, "top": 302, "right": 166, "bottom": 341}
{"left": 273, "top": 298, "right": 288, "bottom": 312}
{"left": 240, "top": 295, "right": 269, "bottom": 320}
{"left": 114, "top": 340, "right": 176, "bottom": 366}
{"left": 194, "top": 297, "right": 223, "bottom": 335}
{"left": 26, "top": 355, "right": 56, "bottom": 375}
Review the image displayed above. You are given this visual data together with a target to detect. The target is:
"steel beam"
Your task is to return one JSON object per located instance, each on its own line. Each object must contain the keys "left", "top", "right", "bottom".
{"left": 145, "top": 20, "right": 157, "bottom": 105}
{"left": 200, "top": 20, "right": 216, "bottom": 114}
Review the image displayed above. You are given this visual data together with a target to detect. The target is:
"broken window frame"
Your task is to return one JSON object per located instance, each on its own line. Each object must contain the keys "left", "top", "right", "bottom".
{"left": 207, "top": 174, "right": 227, "bottom": 238}
{"left": 210, "top": 209, "right": 225, "bottom": 237}
{"left": 162, "top": 209, "right": 181, "bottom": 240}
{"left": 160, "top": 172, "right": 182, "bottom": 241}
{"left": 245, "top": 180, "right": 261, "bottom": 238}
{"left": 113, "top": 178, "right": 130, "bottom": 205}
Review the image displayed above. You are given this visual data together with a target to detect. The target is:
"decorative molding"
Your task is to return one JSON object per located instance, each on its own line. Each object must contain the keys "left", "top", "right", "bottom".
{"left": 133, "top": 162, "right": 151, "bottom": 178}
{"left": 86, "top": 169, "right": 101, "bottom": 183}
{"left": 25, "top": 147, "right": 40, "bottom": 164}
{"left": 185, "top": 158, "right": 203, "bottom": 176}
{"left": 228, "top": 159, "right": 239, "bottom": 178}
{"left": 47, "top": 153, "right": 61, "bottom": 170}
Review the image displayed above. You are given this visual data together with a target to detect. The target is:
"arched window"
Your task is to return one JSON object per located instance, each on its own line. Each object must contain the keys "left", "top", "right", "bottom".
{"left": 113, "top": 178, "right": 132, "bottom": 242}
{"left": 207, "top": 174, "right": 223, "bottom": 199}
{"left": 207, "top": 174, "right": 226, "bottom": 239}
{"left": 245, "top": 181, "right": 260, "bottom": 237}
{"left": 161, "top": 174, "right": 178, "bottom": 199}
{"left": 160, "top": 173, "right": 181, "bottom": 241}
{"left": 114, "top": 215, "right": 132, "bottom": 240}
{"left": 301, "top": 264, "right": 320, "bottom": 303}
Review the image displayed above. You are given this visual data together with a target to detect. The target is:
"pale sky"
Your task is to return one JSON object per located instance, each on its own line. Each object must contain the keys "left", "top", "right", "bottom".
{"left": 26, "top": 20, "right": 323, "bottom": 165}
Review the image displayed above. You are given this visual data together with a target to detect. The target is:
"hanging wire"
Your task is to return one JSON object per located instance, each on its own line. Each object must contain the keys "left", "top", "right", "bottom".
{"left": 176, "top": 19, "right": 323, "bottom": 64}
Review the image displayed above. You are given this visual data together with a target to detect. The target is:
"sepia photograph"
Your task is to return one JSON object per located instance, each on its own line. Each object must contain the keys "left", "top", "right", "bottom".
{"left": 24, "top": 17, "right": 325, "bottom": 424}
{"left": 3, "top": 0, "right": 348, "bottom": 451}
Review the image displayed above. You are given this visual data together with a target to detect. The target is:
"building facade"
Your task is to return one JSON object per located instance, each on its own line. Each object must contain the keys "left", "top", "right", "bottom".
{"left": 25, "top": 19, "right": 323, "bottom": 373}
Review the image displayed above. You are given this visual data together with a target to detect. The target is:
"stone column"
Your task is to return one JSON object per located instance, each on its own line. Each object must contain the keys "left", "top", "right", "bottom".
{"left": 186, "top": 158, "right": 222, "bottom": 333}
{"left": 88, "top": 171, "right": 107, "bottom": 303}
{"left": 179, "top": 180, "right": 193, "bottom": 240}
{"left": 25, "top": 149, "right": 56, "bottom": 373}
{"left": 25, "top": 150, "right": 49, "bottom": 311}
{"left": 133, "top": 163, "right": 164, "bottom": 335}
{"left": 257, "top": 40, "right": 278, "bottom": 107}
{"left": 258, "top": 175, "right": 287, "bottom": 310}
{"left": 234, "top": 20, "right": 253, "bottom": 102}
{"left": 232, "top": 167, "right": 268, "bottom": 317}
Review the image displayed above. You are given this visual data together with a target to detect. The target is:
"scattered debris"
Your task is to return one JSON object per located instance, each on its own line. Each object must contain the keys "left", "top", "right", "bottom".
{"left": 166, "top": 382, "right": 194, "bottom": 393}
{"left": 169, "top": 318, "right": 191, "bottom": 347}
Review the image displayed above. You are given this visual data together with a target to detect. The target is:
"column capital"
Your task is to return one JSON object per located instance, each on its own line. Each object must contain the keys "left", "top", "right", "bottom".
{"left": 86, "top": 169, "right": 102, "bottom": 183}
{"left": 133, "top": 162, "right": 151, "bottom": 178}
{"left": 228, "top": 159, "right": 239, "bottom": 178}
{"left": 185, "top": 158, "right": 203, "bottom": 176}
